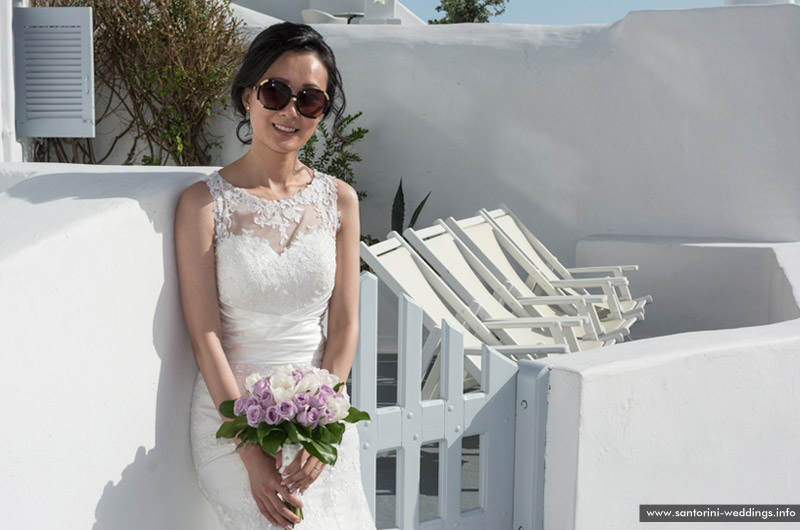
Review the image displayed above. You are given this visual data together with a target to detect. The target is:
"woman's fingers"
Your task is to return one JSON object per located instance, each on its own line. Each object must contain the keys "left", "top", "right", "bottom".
{"left": 254, "top": 496, "right": 280, "bottom": 527}
{"left": 284, "top": 456, "right": 325, "bottom": 494}
{"left": 264, "top": 485, "right": 302, "bottom": 528}
{"left": 282, "top": 449, "right": 306, "bottom": 476}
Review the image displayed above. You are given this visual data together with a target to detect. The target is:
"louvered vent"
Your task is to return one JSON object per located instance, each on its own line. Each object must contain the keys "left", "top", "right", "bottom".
{"left": 13, "top": 7, "right": 95, "bottom": 138}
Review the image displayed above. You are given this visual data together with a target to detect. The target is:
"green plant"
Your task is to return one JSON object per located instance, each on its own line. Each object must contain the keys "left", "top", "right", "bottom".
{"left": 391, "top": 179, "right": 431, "bottom": 233}
{"left": 429, "top": 0, "right": 507, "bottom": 24}
{"left": 300, "top": 112, "right": 368, "bottom": 201}
{"left": 32, "top": 0, "right": 245, "bottom": 165}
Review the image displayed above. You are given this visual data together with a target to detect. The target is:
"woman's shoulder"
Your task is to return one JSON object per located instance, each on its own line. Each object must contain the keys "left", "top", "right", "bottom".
{"left": 179, "top": 179, "right": 214, "bottom": 208}
{"left": 175, "top": 176, "right": 215, "bottom": 225}
{"left": 313, "top": 170, "right": 358, "bottom": 206}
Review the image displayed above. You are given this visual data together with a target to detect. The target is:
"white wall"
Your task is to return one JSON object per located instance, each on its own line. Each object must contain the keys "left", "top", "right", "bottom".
{"left": 1, "top": 0, "right": 23, "bottom": 163}
{"left": 542, "top": 314, "right": 800, "bottom": 529}
{"left": 576, "top": 237, "right": 800, "bottom": 338}
{"left": 536, "top": 238, "right": 800, "bottom": 529}
{"left": 0, "top": 164, "right": 223, "bottom": 530}
{"left": 299, "top": 5, "right": 800, "bottom": 257}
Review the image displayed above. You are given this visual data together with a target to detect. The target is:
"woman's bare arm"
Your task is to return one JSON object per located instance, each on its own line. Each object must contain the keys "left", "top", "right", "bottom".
{"left": 321, "top": 179, "right": 361, "bottom": 385}
{"left": 174, "top": 181, "right": 241, "bottom": 408}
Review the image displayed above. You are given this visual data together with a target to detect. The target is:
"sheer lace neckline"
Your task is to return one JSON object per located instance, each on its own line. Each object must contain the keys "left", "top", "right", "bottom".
{"left": 214, "top": 169, "right": 319, "bottom": 204}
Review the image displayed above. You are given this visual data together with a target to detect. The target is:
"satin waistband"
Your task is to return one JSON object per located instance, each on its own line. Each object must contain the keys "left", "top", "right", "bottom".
{"left": 220, "top": 301, "right": 326, "bottom": 365}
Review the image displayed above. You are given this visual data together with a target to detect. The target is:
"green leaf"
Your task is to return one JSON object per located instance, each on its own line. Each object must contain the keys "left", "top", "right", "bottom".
{"left": 216, "top": 420, "right": 243, "bottom": 439}
{"left": 320, "top": 422, "right": 345, "bottom": 444}
{"left": 333, "top": 382, "right": 344, "bottom": 392}
{"left": 344, "top": 407, "right": 371, "bottom": 423}
{"left": 391, "top": 180, "right": 405, "bottom": 233}
{"left": 285, "top": 422, "right": 311, "bottom": 444}
{"left": 219, "top": 400, "right": 236, "bottom": 419}
{"left": 408, "top": 191, "right": 431, "bottom": 229}
{"left": 257, "top": 423, "right": 270, "bottom": 441}
{"left": 303, "top": 439, "right": 338, "bottom": 466}
{"left": 260, "top": 430, "right": 285, "bottom": 456}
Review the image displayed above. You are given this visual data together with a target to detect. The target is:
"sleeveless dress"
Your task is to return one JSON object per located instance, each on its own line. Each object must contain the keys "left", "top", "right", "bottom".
{"left": 189, "top": 170, "right": 375, "bottom": 530}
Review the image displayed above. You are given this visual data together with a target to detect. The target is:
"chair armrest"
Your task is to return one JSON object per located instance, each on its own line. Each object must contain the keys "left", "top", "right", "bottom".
{"left": 552, "top": 277, "right": 628, "bottom": 288}
{"left": 483, "top": 316, "right": 586, "bottom": 329}
{"left": 518, "top": 294, "right": 607, "bottom": 305}
{"left": 567, "top": 265, "right": 638, "bottom": 274}
{"left": 466, "top": 344, "right": 569, "bottom": 355}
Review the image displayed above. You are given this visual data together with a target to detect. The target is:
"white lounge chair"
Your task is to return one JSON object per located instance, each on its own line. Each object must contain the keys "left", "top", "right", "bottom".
{"left": 445, "top": 213, "right": 644, "bottom": 333}
{"left": 481, "top": 205, "right": 653, "bottom": 311}
{"left": 360, "top": 233, "right": 589, "bottom": 370}
{"left": 403, "top": 221, "right": 626, "bottom": 345}
{"left": 301, "top": 9, "right": 348, "bottom": 24}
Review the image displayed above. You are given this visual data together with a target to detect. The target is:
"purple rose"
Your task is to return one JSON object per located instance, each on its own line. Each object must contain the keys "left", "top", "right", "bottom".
{"left": 318, "top": 407, "right": 336, "bottom": 426}
{"left": 291, "top": 369, "right": 304, "bottom": 383}
{"left": 265, "top": 405, "right": 281, "bottom": 425}
{"left": 310, "top": 392, "right": 329, "bottom": 409}
{"left": 318, "top": 384, "right": 334, "bottom": 397}
{"left": 277, "top": 400, "right": 298, "bottom": 421}
{"left": 233, "top": 396, "right": 248, "bottom": 416}
{"left": 333, "top": 392, "right": 345, "bottom": 400}
{"left": 294, "top": 392, "right": 310, "bottom": 408}
{"left": 259, "top": 388, "right": 275, "bottom": 408}
{"left": 297, "top": 407, "right": 320, "bottom": 428}
{"left": 252, "top": 378, "right": 270, "bottom": 398}
{"left": 245, "top": 396, "right": 260, "bottom": 409}
{"left": 246, "top": 405, "right": 265, "bottom": 427}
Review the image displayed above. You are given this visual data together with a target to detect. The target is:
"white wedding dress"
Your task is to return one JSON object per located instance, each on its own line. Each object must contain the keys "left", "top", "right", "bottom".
{"left": 190, "top": 170, "right": 375, "bottom": 530}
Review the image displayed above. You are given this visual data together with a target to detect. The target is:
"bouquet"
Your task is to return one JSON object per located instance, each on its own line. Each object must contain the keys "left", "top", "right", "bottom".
{"left": 216, "top": 365, "right": 370, "bottom": 525}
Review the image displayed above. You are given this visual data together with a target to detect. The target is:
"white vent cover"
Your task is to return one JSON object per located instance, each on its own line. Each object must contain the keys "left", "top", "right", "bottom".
{"left": 13, "top": 7, "right": 95, "bottom": 138}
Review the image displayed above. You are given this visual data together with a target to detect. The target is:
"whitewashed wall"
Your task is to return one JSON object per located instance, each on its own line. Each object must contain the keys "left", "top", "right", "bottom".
{"left": 0, "top": 164, "right": 222, "bottom": 530}
{"left": 298, "top": 5, "right": 800, "bottom": 261}
{"left": 542, "top": 310, "right": 800, "bottom": 529}
{"left": 1, "top": 0, "right": 23, "bottom": 163}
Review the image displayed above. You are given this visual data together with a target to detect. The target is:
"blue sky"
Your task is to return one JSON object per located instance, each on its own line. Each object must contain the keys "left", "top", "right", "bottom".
{"left": 400, "top": 0, "right": 724, "bottom": 25}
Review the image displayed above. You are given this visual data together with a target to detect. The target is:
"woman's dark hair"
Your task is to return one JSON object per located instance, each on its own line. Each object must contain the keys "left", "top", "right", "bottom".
{"left": 232, "top": 22, "right": 347, "bottom": 144}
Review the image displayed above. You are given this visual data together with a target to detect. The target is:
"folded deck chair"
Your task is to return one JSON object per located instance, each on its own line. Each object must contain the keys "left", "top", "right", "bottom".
{"left": 481, "top": 205, "right": 653, "bottom": 312}
{"left": 445, "top": 214, "right": 643, "bottom": 334}
{"left": 404, "top": 221, "right": 625, "bottom": 346}
{"left": 361, "top": 233, "right": 586, "bottom": 380}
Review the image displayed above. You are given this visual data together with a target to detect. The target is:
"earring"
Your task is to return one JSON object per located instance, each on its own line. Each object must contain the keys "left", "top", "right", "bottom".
{"left": 245, "top": 106, "right": 250, "bottom": 120}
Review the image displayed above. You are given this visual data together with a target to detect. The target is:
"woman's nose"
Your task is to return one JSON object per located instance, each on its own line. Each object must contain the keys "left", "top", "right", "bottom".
{"left": 279, "top": 96, "right": 300, "bottom": 117}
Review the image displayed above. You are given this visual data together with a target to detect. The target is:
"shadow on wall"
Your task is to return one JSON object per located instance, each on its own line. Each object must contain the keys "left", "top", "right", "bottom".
{"left": 2, "top": 168, "right": 222, "bottom": 529}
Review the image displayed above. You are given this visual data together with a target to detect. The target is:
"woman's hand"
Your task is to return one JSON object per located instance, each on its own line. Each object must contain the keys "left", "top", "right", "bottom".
{"left": 279, "top": 447, "right": 326, "bottom": 495}
{"left": 239, "top": 445, "right": 303, "bottom": 529}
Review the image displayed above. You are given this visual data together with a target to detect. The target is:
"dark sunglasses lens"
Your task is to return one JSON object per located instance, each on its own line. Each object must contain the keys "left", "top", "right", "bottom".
{"left": 259, "top": 80, "right": 292, "bottom": 110}
{"left": 296, "top": 89, "right": 328, "bottom": 118}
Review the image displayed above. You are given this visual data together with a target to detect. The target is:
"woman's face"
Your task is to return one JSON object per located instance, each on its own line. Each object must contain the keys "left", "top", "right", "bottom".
{"left": 244, "top": 51, "right": 329, "bottom": 156}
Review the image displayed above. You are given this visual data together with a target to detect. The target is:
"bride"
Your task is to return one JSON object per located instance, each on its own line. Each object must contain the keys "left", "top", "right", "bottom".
{"left": 175, "top": 23, "right": 375, "bottom": 529}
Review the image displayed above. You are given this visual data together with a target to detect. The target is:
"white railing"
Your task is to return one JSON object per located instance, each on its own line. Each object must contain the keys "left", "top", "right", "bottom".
{"left": 354, "top": 272, "right": 532, "bottom": 529}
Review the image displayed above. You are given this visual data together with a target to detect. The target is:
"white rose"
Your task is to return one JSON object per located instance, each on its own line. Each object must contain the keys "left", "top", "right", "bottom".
{"left": 270, "top": 371, "right": 296, "bottom": 401}
{"left": 272, "top": 385, "right": 294, "bottom": 404}
{"left": 329, "top": 396, "right": 350, "bottom": 422}
{"left": 296, "top": 371, "right": 322, "bottom": 395}
{"left": 245, "top": 372, "right": 262, "bottom": 394}
{"left": 276, "top": 365, "right": 294, "bottom": 375}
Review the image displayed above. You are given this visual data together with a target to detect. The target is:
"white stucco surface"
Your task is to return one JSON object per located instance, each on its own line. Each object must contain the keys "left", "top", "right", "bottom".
{"left": 0, "top": 164, "right": 222, "bottom": 530}
{"left": 301, "top": 5, "right": 800, "bottom": 260}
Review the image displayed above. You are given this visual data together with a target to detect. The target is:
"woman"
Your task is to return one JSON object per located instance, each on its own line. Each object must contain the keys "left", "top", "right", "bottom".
{"left": 175, "top": 23, "right": 374, "bottom": 530}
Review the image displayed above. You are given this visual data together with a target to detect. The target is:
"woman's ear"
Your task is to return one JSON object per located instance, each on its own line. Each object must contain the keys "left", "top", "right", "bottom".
{"left": 242, "top": 88, "right": 253, "bottom": 112}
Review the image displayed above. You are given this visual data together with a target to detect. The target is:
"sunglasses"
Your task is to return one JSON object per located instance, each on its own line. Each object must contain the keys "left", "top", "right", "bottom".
{"left": 253, "top": 78, "right": 330, "bottom": 119}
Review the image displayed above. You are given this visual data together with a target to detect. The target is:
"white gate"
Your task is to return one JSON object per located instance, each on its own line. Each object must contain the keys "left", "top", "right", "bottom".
{"left": 352, "top": 273, "right": 522, "bottom": 529}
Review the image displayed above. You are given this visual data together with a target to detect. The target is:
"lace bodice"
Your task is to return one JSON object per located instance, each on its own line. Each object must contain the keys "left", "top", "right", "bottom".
{"left": 205, "top": 170, "right": 340, "bottom": 316}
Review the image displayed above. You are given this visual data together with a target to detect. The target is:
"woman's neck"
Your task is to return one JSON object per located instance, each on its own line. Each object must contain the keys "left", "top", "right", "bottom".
{"left": 226, "top": 148, "right": 311, "bottom": 191}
